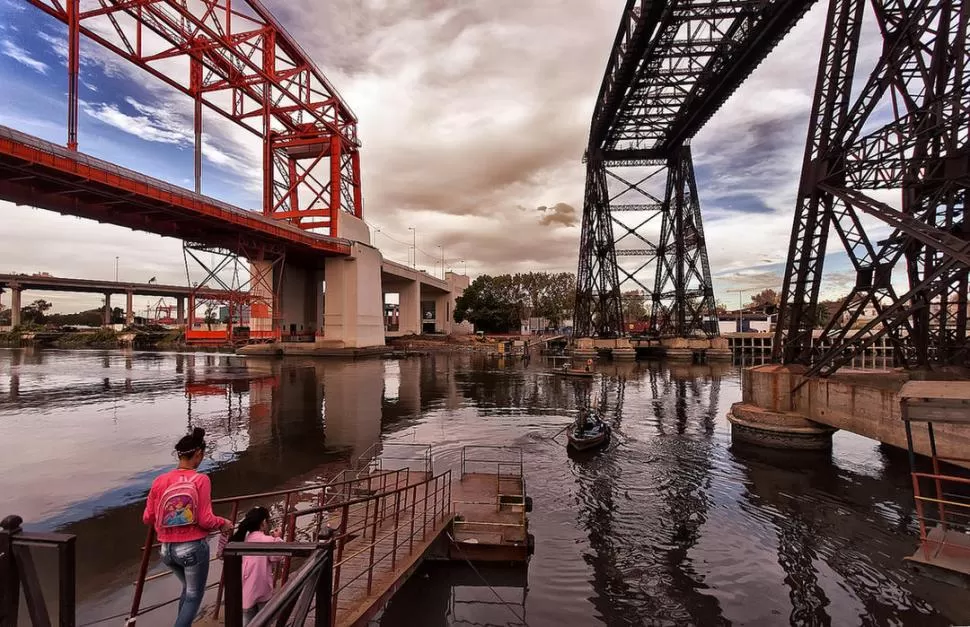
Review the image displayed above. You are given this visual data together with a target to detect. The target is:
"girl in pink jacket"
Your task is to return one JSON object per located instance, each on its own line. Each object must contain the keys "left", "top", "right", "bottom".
{"left": 229, "top": 506, "right": 284, "bottom": 624}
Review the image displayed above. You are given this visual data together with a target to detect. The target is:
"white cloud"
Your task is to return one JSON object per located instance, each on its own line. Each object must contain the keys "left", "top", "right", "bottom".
{"left": 1, "top": 39, "right": 48, "bottom": 74}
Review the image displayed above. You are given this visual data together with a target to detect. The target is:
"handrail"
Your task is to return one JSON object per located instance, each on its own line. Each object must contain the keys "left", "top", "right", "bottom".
{"left": 128, "top": 467, "right": 413, "bottom": 625}
{"left": 222, "top": 541, "right": 333, "bottom": 627}
{"left": 1, "top": 515, "right": 76, "bottom": 627}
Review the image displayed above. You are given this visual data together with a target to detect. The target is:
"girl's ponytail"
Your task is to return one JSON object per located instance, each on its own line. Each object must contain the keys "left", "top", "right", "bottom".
{"left": 230, "top": 506, "right": 270, "bottom": 542}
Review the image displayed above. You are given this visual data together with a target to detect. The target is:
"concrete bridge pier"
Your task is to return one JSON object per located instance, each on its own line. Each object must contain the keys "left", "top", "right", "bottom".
{"left": 9, "top": 284, "right": 21, "bottom": 327}
{"left": 729, "top": 365, "right": 970, "bottom": 457}
{"left": 176, "top": 297, "right": 185, "bottom": 327}
{"left": 102, "top": 293, "right": 111, "bottom": 327}
{"left": 125, "top": 290, "right": 134, "bottom": 325}
{"left": 321, "top": 243, "right": 384, "bottom": 348}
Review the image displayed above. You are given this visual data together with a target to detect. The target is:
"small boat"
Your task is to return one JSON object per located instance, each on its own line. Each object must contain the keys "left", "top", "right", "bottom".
{"left": 566, "top": 410, "right": 611, "bottom": 451}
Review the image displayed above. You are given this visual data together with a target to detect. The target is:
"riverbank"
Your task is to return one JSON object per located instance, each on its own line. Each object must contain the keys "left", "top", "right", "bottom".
{"left": 0, "top": 327, "right": 185, "bottom": 350}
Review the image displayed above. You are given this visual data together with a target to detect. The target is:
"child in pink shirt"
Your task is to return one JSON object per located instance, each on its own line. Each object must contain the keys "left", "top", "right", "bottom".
{"left": 229, "top": 506, "right": 284, "bottom": 624}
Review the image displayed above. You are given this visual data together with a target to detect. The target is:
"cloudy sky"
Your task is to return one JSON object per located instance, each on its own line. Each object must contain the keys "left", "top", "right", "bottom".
{"left": 0, "top": 0, "right": 883, "bottom": 313}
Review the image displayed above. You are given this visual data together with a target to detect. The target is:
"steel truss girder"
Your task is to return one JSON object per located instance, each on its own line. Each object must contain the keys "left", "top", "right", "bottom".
{"left": 26, "top": 0, "right": 363, "bottom": 234}
{"left": 588, "top": 0, "right": 817, "bottom": 155}
{"left": 775, "top": 0, "right": 970, "bottom": 376}
{"left": 183, "top": 239, "right": 285, "bottom": 343}
{"left": 573, "top": 147, "right": 718, "bottom": 338}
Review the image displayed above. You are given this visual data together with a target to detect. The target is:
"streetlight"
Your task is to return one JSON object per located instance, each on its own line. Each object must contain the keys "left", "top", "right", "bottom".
{"left": 437, "top": 245, "right": 444, "bottom": 279}
{"left": 460, "top": 259, "right": 467, "bottom": 275}
{"left": 727, "top": 288, "right": 759, "bottom": 332}
{"left": 408, "top": 227, "right": 416, "bottom": 269}
{"left": 115, "top": 256, "right": 119, "bottom": 282}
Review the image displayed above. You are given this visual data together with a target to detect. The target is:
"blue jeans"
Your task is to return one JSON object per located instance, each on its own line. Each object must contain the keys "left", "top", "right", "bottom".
{"left": 160, "top": 539, "right": 210, "bottom": 627}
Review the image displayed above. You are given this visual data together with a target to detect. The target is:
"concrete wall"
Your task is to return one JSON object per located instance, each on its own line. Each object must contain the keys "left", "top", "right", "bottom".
{"left": 337, "top": 211, "right": 371, "bottom": 245}
{"left": 743, "top": 365, "right": 970, "bottom": 461}
{"left": 280, "top": 263, "right": 315, "bottom": 336}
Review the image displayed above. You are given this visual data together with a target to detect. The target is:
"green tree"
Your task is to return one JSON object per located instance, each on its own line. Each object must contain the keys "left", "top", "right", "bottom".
{"left": 21, "top": 299, "right": 52, "bottom": 325}
{"left": 621, "top": 291, "right": 648, "bottom": 323}
{"left": 750, "top": 288, "right": 780, "bottom": 308}
{"left": 454, "top": 275, "right": 521, "bottom": 332}
{"left": 536, "top": 272, "right": 575, "bottom": 326}
{"left": 204, "top": 303, "right": 218, "bottom": 330}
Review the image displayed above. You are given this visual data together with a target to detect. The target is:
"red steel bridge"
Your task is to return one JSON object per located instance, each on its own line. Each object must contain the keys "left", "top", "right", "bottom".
{"left": 574, "top": 0, "right": 969, "bottom": 377}
{"left": 1, "top": 0, "right": 365, "bottom": 343}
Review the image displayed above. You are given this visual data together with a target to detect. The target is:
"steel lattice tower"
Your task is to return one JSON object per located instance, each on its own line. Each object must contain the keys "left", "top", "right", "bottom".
{"left": 774, "top": 0, "right": 970, "bottom": 376}
{"left": 574, "top": 0, "right": 817, "bottom": 338}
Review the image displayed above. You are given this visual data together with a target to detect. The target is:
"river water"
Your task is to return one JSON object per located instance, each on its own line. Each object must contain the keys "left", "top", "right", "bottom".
{"left": 0, "top": 348, "right": 966, "bottom": 626}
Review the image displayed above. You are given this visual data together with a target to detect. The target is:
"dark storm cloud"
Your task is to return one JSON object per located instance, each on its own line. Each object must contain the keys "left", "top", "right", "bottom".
{"left": 537, "top": 203, "right": 578, "bottom": 227}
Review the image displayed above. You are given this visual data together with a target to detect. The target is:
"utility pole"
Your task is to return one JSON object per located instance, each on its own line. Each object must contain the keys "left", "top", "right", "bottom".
{"left": 727, "top": 288, "right": 758, "bottom": 333}
{"left": 408, "top": 227, "right": 416, "bottom": 269}
{"left": 438, "top": 245, "right": 444, "bottom": 279}
{"left": 115, "top": 256, "right": 119, "bottom": 282}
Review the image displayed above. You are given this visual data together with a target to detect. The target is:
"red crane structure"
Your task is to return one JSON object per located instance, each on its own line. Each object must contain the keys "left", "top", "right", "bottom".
{"left": 14, "top": 0, "right": 364, "bottom": 344}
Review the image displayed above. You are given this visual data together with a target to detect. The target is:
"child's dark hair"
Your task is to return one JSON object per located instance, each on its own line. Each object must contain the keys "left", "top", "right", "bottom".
{"left": 230, "top": 506, "right": 270, "bottom": 542}
{"left": 175, "top": 427, "right": 206, "bottom": 458}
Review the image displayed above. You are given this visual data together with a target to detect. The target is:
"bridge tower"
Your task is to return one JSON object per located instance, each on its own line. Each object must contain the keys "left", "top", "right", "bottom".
{"left": 774, "top": 0, "right": 970, "bottom": 376}
{"left": 574, "top": 1, "right": 817, "bottom": 339}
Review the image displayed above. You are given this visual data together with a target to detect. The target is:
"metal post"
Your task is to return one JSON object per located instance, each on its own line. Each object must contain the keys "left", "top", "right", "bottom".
{"left": 213, "top": 500, "right": 239, "bottom": 619}
{"left": 927, "top": 422, "right": 946, "bottom": 530}
{"left": 223, "top": 551, "right": 243, "bottom": 627}
{"left": 0, "top": 515, "right": 23, "bottom": 627}
{"left": 367, "top": 499, "right": 378, "bottom": 594}
{"left": 391, "top": 492, "right": 401, "bottom": 570}
{"left": 66, "top": 0, "right": 79, "bottom": 151}
{"left": 314, "top": 542, "right": 333, "bottom": 627}
{"left": 127, "top": 527, "right": 155, "bottom": 626}
{"left": 58, "top": 535, "right": 76, "bottom": 627}
{"left": 409, "top": 486, "right": 416, "bottom": 552}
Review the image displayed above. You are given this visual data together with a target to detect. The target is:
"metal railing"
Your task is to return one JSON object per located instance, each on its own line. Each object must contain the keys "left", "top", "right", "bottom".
{"left": 127, "top": 468, "right": 412, "bottom": 625}
{"left": 222, "top": 540, "right": 334, "bottom": 627}
{"left": 454, "top": 447, "right": 529, "bottom": 544}
{"left": 353, "top": 442, "right": 433, "bottom": 476}
{"left": 460, "top": 445, "right": 523, "bottom": 479}
{"left": 0, "top": 514, "right": 76, "bottom": 627}
{"left": 284, "top": 470, "right": 453, "bottom": 625}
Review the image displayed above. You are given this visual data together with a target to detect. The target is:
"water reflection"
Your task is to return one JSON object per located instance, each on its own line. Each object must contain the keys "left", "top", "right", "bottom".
{"left": 0, "top": 349, "right": 966, "bottom": 626}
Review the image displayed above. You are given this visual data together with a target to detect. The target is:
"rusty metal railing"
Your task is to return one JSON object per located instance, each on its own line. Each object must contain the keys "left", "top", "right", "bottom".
{"left": 284, "top": 470, "right": 453, "bottom": 625}
{"left": 127, "top": 468, "right": 411, "bottom": 626}
{"left": 222, "top": 540, "right": 334, "bottom": 627}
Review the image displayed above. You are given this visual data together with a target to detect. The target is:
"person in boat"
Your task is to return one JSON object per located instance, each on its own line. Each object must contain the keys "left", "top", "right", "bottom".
{"left": 584, "top": 358, "right": 593, "bottom": 372}
{"left": 229, "top": 506, "right": 285, "bottom": 625}
{"left": 143, "top": 428, "right": 233, "bottom": 627}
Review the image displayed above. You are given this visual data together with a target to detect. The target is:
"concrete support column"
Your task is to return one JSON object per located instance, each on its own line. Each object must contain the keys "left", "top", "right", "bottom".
{"left": 315, "top": 269, "right": 325, "bottom": 337}
{"left": 103, "top": 293, "right": 112, "bottom": 327}
{"left": 176, "top": 297, "right": 185, "bottom": 327}
{"left": 434, "top": 293, "right": 450, "bottom": 334}
{"left": 322, "top": 243, "right": 385, "bottom": 348}
{"left": 10, "top": 286, "right": 22, "bottom": 328}
{"left": 398, "top": 281, "right": 421, "bottom": 335}
{"left": 250, "top": 260, "right": 275, "bottom": 340}
{"left": 125, "top": 290, "right": 134, "bottom": 326}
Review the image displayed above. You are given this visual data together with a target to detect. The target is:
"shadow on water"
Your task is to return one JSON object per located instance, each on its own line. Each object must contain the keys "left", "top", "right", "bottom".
{"left": 2, "top": 349, "right": 968, "bottom": 626}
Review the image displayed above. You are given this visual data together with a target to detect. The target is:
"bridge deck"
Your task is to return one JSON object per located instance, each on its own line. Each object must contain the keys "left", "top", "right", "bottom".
{"left": 0, "top": 125, "right": 351, "bottom": 261}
